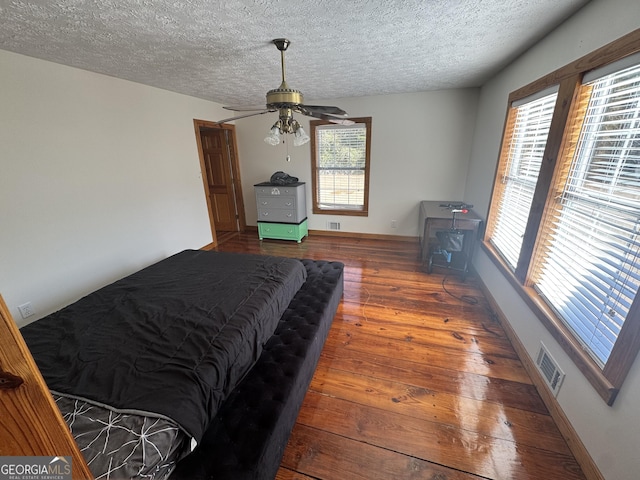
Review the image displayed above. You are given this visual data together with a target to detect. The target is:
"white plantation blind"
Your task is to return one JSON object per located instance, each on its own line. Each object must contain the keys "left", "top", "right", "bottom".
{"left": 316, "top": 122, "right": 367, "bottom": 210}
{"left": 490, "top": 90, "right": 558, "bottom": 269}
{"left": 534, "top": 62, "right": 640, "bottom": 366}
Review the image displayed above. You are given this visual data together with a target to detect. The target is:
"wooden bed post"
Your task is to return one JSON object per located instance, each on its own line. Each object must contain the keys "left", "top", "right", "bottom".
{"left": 0, "top": 295, "right": 93, "bottom": 479}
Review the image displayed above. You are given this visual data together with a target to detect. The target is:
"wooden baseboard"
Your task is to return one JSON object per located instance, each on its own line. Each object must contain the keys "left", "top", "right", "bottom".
{"left": 475, "top": 277, "right": 604, "bottom": 480}
{"left": 309, "top": 229, "right": 416, "bottom": 242}
{"left": 237, "top": 225, "right": 417, "bottom": 243}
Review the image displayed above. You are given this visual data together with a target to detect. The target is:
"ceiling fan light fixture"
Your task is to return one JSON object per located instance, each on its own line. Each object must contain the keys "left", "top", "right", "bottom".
{"left": 277, "top": 109, "right": 298, "bottom": 134}
{"left": 264, "top": 125, "right": 281, "bottom": 145}
{"left": 293, "top": 125, "right": 310, "bottom": 146}
{"left": 264, "top": 113, "right": 309, "bottom": 146}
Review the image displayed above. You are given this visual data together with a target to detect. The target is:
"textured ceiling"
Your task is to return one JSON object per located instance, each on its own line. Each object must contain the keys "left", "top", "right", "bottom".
{"left": 0, "top": 0, "right": 589, "bottom": 107}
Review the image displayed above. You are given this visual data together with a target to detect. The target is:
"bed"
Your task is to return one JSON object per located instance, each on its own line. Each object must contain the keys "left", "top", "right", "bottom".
{"left": 19, "top": 249, "right": 344, "bottom": 480}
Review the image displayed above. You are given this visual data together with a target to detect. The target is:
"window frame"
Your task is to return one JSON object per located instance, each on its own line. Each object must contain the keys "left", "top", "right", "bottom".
{"left": 310, "top": 117, "right": 372, "bottom": 216}
{"left": 483, "top": 28, "right": 640, "bottom": 405}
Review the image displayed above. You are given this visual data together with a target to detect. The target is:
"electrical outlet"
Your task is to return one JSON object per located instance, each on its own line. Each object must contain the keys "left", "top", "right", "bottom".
{"left": 18, "top": 302, "right": 34, "bottom": 319}
{"left": 391, "top": 220, "right": 397, "bottom": 229}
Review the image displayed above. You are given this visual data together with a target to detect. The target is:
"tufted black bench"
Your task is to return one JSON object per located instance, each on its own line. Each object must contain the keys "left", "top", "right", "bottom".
{"left": 170, "top": 259, "right": 344, "bottom": 480}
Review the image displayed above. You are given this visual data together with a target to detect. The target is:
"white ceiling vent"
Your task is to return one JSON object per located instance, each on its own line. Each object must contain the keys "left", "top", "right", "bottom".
{"left": 535, "top": 342, "right": 565, "bottom": 397}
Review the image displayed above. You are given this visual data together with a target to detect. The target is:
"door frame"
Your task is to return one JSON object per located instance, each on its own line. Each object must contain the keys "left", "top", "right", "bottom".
{"left": 193, "top": 119, "right": 247, "bottom": 247}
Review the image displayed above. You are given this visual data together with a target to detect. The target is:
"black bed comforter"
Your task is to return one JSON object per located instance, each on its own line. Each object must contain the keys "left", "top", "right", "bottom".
{"left": 21, "top": 250, "right": 307, "bottom": 442}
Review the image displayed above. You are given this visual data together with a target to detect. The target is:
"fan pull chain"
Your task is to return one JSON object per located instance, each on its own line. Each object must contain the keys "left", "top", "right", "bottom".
{"left": 285, "top": 136, "right": 291, "bottom": 162}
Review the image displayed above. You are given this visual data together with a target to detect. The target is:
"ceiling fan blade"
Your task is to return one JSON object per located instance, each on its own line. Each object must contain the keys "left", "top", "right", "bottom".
{"left": 327, "top": 118, "right": 356, "bottom": 125}
{"left": 304, "top": 111, "right": 355, "bottom": 125}
{"left": 223, "top": 105, "right": 270, "bottom": 112}
{"left": 298, "top": 104, "right": 348, "bottom": 117}
{"left": 215, "top": 110, "right": 273, "bottom": 124}
{"left": 295, "top": 106, "right": 354, "bottom": 125}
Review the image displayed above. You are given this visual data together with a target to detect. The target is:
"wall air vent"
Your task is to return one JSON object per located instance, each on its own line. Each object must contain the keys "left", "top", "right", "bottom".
{"left": 327, "top": 221, "right": 341, "bottom": 231}
{"left": 535, "top": 342, "right": 565, "bottom": 397}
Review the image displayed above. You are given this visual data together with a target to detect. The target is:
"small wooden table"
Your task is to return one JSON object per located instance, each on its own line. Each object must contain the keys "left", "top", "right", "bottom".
{"left": 419, "top": 201, "right": 483, "bottom": 277}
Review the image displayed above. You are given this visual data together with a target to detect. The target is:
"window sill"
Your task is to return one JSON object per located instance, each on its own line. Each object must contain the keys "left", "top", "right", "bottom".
{"left": 480, "top": 240, "right": 618, "bottom": 405}
{"left": 312, "top": 208, "right": 368, "bottom": 216}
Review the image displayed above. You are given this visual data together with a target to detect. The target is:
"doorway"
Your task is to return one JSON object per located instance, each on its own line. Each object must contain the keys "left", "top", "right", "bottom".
{"left": 193, "top": 119, "right": 246, "bottom": 246}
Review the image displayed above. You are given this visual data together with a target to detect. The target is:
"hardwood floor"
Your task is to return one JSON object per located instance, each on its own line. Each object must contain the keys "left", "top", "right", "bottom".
{"left": 214, "top": 232, "right": 586, "bottom": 480}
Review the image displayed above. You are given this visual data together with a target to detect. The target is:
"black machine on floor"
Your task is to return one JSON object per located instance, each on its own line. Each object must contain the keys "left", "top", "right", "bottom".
{"left": 426, "top": 203, "right": 474, "bottom": 278}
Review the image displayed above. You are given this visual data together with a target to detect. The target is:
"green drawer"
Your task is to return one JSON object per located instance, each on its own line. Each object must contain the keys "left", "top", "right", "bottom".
{"left": 258, "top": 220, "right": 308, "bottom": 243}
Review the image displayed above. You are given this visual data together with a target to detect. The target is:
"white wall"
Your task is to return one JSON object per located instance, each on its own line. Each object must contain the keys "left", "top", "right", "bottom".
{"left": 465, "top": 1, "right": 640, "bottom": 478}
{"left": 234, "top": 89, "right": 479, "bottom": 237}
{"left": 0, "top": 49, "right": 226, "bottom": 325}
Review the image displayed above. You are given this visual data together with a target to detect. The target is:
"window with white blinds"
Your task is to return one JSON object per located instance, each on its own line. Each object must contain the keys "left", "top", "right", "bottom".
{"left": 484, "top": 33, "right": 640, "bottom": 404}
{"left": 310, "top": 118, "right": 371, "bottom": 215}
{"left": 533, "top": 63, "right": 640, "bottom": 366}
{"left": 489, "top": 90, "right": 558, "bottom": 269}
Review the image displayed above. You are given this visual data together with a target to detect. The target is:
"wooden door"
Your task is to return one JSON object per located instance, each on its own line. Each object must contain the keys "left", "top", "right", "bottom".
{"left": 200, "top": 127, "right": 239, "bottom": 232}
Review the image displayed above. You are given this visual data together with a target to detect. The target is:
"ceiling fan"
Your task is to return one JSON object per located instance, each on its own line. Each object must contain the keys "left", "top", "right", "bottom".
{"left": 216, "top": 38, "right": 353, "bottom": 146}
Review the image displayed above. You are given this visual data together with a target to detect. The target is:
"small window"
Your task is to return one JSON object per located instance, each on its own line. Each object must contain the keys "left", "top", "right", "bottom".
{"left": 310, "top": 118, "right": 372, "bottom": 216}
